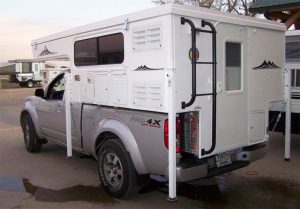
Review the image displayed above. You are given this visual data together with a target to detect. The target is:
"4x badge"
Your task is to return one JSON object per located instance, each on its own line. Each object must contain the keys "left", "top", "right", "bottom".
{"left": 142, "top": 119, "right": 161, "bottom": 128}
{"left": 130, "top": 116, "right": 161, "bottom": 128}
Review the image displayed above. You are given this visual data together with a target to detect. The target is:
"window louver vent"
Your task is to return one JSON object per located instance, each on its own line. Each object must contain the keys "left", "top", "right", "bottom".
{"left": 132, "top": 26, "right": 161, "bottom": 51}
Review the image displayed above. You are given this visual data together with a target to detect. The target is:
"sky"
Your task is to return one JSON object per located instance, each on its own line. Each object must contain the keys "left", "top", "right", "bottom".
{"left": 0, "top": 0, "right": 153, "bottom": 63}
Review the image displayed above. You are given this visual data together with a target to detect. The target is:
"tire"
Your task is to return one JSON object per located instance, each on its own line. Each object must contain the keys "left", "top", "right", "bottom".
{"left": 98, "top": 138, "right": 141, "bottom": 198}
{"left": 27, "top": 80, "right": 34, "bottom": 88}
{"left": 19, "top": 83, "right": 26, "bottom": 87}
{"left": 21, "top": 114, "right": 42, "bottom": 153}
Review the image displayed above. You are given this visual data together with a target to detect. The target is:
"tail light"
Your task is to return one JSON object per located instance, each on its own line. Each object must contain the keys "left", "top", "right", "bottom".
{"left": 164, "top": 117, "right": 181, "bottom": 153}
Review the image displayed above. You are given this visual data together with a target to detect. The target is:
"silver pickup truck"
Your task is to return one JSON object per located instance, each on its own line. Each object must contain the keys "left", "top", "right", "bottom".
{"left": 20, "top": 72, "right": 267, "bottom": 198}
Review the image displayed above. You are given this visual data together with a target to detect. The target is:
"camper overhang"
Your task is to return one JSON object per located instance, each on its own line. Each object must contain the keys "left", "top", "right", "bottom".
{"left": 31, "top": 4, "right": 286, "bottom": 56}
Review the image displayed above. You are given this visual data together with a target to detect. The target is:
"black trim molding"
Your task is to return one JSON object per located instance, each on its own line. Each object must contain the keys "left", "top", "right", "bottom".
{"left": 253, "top": 60, "right": 280, "bottom": 70}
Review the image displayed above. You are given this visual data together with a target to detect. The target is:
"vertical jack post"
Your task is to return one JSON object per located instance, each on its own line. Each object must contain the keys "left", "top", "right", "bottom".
{"left": 167, "top": 69, "right": 177, "bottom": 201}
{"left": 65, "top": 70, "right": 72, "bottom": 158}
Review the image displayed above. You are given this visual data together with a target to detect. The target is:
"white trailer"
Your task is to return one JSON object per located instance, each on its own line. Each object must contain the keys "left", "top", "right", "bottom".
{"left": 0, "top": 59, "right": 53, "bottom": 87}
{"left": 30, "top": 4, "right": 285, "bottom": 199}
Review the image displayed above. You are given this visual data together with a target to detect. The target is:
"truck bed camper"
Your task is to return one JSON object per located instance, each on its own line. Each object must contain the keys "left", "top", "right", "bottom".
{"left": 21, "top": 4, "right": 285, "bottom": 199}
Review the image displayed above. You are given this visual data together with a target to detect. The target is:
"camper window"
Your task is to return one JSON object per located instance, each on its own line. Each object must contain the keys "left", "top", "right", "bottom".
{"left": 286, "top": 42, "right": 300, "bottom": 62}
{"left": 74, "top": 38, "right": 98, "bottom": 66}
{"left": 291, "top": 70, "right": 295, "bottom": 87}
{"left": 225, "top": 42, "right": 242, "bottom": 91}
{"left": 98, "top": 33, "right": 124, "bottom": 65}
{"left": 74, "top": 33, "right": 124, "bottom": 66}
{"left": 34, "top": 63, "right": 39, "bottom": 72}
{"left": 22, "top": 63, "right": 32, "bottom": 73}
{"left": 291, "top": 69, "right": 300, "bottom": 87}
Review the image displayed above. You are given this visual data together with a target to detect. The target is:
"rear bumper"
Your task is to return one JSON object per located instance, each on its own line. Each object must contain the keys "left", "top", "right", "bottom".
{"left": 165, "top": 142, "right": 267, "bottom": 182}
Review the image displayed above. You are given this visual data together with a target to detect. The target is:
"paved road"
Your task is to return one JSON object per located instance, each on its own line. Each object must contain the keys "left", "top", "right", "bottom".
{"left": 0, "top": 88, "right": 299, "bottom": 209}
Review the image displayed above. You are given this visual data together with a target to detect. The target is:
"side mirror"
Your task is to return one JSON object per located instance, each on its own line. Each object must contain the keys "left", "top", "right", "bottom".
{"left": 35, "top": 88, "right": 44, "bottom": 98}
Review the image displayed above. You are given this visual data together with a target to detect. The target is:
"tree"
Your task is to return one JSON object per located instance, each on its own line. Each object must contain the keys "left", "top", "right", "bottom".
{"left": 152, "top": 0, "right": 256, "bottom": 16}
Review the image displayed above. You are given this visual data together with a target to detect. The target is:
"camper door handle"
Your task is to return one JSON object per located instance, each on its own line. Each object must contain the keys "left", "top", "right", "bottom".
{"left": 217, "top": 82, "right": 223, "bottom": 93}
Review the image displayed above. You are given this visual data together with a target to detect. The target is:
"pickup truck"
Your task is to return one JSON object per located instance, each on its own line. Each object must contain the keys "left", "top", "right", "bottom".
{"left": 20, "top": 72, "right": 268, "bottom": 198}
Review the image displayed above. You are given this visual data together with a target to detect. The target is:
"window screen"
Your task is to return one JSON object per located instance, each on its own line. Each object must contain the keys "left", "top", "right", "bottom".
{"left": 22, "top": 63, "right": 32, "bottom": 73}
{"left": 98, "top": 33, "right": 124, "bottom": 65}
{"left": 74, "top": 33, "right": 124, "bottom": 66}
{"left": 74, "top": 38, "right": 97, "bottom": 66}
{"left": 225, "top": 42, "right": 242, "bottom": 91}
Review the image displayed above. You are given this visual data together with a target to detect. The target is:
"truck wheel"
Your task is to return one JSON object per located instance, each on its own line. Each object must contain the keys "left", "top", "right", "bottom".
{"left": 19, "top": 83, "right": 26, "bottom": 87}
{"left": 27, "top": 80, "right": 34, "bottom": 88}
{"left": 21, "top": 114, "right": 41, "bottom": 153}
{"left": 98, "top": 139, "right": 141, "bottom": 198}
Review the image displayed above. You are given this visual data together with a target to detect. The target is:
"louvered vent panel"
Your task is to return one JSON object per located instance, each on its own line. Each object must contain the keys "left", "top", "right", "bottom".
{"left": 133, "top": 84, "right": 147, "bottom": 106}
{"left": 133, "top": 26, "right": 161, "bottom": 51}
{"left": 148, "top": 85, "right": 162, "bottom": 108}
{"left": 133, "top": 83, "right": 163, "bottom": 109}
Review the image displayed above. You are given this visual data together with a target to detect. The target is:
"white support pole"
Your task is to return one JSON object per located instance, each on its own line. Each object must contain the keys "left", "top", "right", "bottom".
{"left": 167, "top": 69, "right": 177, "bottom": 201}
{"left": 64, "top": 70, "right": 72, "bottom": 158}
{"left": 284, "top": 69, "right": 291, "bottom": 161}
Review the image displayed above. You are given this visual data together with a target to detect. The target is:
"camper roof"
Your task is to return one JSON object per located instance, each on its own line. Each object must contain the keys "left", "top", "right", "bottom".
{"left": 286, "top": 30, "right": 300, "bottom": 36}
{"left": 32, "top": 4, "right": 286, "bottom": 46}
{"left": 8, "top": 59, "right": 37, "bottom": 63}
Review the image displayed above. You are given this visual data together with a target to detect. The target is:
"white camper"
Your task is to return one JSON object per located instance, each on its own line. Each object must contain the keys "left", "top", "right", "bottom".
{"left": 0, "top": 59, "right": 53, "bottom": 87}
{"left": 29, "top": 4, "right": 285, "bottom": 199}
{"left": 270, "top": 30, "right": 300, "bottom": 134}
{"left": 40, "top": 67, "right": 66, "bottom": 88}
{"left": 286, "top": 30, "right": 300, "bottom": 117}
{"left": 269, "top": 30, "right": 300, "bottom": 160}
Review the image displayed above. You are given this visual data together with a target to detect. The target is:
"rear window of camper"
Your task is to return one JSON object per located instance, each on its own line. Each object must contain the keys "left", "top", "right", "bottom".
{"left": 225, "top": 42, "right": 242, "bottom": 91}
{"left": 74, "top": 33, "right": 124, "bottom": 66}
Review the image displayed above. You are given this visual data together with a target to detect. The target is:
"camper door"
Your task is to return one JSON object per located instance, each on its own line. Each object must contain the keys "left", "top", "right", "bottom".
{"left": 214, "top": 23, "right": 248, "bottom": 153}
{"left": 174, "top": 17, "right": 248, "bottom": 157}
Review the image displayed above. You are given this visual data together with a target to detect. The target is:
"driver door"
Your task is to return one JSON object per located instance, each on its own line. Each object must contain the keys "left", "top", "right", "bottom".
{"left": 36, "top": 74, "right": 67, "bottom": 144}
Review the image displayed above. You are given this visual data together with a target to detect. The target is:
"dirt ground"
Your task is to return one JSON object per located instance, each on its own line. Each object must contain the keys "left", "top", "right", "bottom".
{"left": 0, "top": 78, "right": 19, "bottom": 89}
{"left": 0, "top": 88, "right": 299, "bottom": 209}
